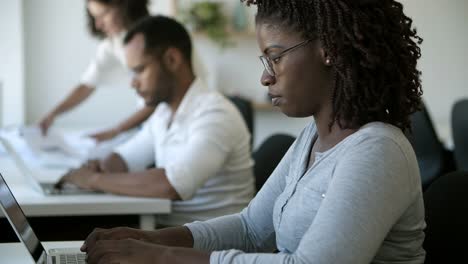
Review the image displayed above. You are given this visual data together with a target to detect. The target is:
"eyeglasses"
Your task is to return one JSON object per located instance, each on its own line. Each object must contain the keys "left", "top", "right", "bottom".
{"left": 259, "top": 39, "right": 312, "bottom": 77}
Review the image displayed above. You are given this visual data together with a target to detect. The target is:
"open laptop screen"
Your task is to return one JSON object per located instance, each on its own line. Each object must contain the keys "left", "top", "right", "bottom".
{"left": 0, "top": 135, "right": 44, "bottom": 194}
{"left": 0, "top": 173, "right": 45, "bottom": 262}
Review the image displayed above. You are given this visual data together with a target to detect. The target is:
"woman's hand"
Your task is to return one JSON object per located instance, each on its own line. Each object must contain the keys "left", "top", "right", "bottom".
{"left": 83, "top": 227, "right": 166, "bottom": 264}
{"left": 82, "top": 227, "right": 209, "bottom": 264}
{"left": 39, "top": 112, "right": 56, "bottom": 136}
{"left": 82, "top": 227, "right": 155, "bottom": 252}
{"left": 85, "top": 238, "right": 170, "bottom": 264}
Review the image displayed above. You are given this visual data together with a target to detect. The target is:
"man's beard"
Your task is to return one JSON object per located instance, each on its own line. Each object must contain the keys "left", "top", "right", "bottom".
{"left": 146, "top": 63, "right": 176, "bottom": 107}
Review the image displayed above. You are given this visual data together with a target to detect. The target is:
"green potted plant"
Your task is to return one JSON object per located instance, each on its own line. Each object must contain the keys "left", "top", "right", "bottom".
{"left": 180, "top": 2, "right": 232, "bottom": 47}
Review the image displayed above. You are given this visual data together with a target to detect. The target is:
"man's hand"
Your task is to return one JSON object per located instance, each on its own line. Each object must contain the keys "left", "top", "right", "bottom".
{"left": 83, "top": 159, "right": 103, "bottom": 172}
{"left": 54, "top": 165, "right": 99, "bottom": 190}
{"left": 89, "top": 128, "right": 120, "bottom": 142}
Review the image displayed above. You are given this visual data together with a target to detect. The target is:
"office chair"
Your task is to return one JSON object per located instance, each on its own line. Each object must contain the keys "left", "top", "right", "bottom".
{"left": 451, "top": 99, "right": 468, "bottom": 171}
{"left": 227, "top": 95, "right": 254, "bottom": 146}
{"left": 253, "top": 134, "right": 296, "bottom": 192}
{"left": 423, "top": 171, "right": 468, "bottom": 264}
{"left": 407, "top": 102, "right": 453, "bottom": 190}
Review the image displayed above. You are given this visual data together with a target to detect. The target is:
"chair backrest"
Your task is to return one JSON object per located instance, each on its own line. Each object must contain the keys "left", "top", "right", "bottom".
{"left": 407, "top": 102, "right": 447, "bottom": 189}
{"left": 452, "top": 99, "right": 468, "bottom": 171}
{"left": 227, "top": 96, "right": 254, "bottom": 145}
{"left": 423, "top": 171, "right": 468, "bottom": 264}
{"left": 253, "top": 134, "right": 296, "bottom": 192}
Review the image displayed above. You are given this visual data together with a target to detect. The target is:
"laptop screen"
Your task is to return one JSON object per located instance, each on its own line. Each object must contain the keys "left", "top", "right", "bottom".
{"left": 0, "top": 173, "right": 45, "bottom": 262}
{"left": 0, "top": 135, "right": 44, "bottom": 194}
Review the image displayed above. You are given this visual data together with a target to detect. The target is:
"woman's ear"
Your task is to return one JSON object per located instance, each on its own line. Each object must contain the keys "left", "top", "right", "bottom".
{"left": 162, "top": 47, "right": 183, "bottom": 71}
{"left": 319, "top": 48, "right": 332, "bottom": 66}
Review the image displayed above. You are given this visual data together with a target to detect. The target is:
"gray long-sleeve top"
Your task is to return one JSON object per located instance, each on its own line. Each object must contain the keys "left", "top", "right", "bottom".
{"left": 186, "top": 122, "right": 426, "bottom": 263}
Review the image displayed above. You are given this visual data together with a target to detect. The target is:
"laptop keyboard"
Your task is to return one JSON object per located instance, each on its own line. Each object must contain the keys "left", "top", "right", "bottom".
{"left": 59, "top": 253, "right": 86, "bottom": 264}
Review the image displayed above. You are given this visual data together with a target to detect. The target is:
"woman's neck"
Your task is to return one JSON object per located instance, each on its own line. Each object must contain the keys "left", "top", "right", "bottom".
{"left": 107, "top": 29, "right": 125, "bottom": 39}
{"left": 313, "top": 105, "right": 358, "bottom": 153}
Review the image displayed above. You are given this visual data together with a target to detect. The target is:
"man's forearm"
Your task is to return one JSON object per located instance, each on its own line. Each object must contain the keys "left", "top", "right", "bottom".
{"left": 100, "top": 153, "right": 128, "bottom": 173}
{"left": 90, "top": 168, "right": 181, "bottom": 199}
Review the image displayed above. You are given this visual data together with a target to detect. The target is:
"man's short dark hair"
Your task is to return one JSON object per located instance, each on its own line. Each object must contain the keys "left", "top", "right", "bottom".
{"left": 86, "top": 0, "right": 150, "bottom": 39}
{"left": 124, "top": 15, "right": 193, "bottom": 67}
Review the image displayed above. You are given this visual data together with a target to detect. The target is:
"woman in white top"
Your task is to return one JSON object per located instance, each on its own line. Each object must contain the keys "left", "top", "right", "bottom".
{"left": 39, "top": 0, "right": 152, "bottom": 142}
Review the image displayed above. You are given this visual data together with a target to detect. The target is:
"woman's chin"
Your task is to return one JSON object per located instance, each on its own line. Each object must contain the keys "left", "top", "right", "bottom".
{"left": 106, "top": 29, "right": 121, "bottom": 37}
{"left": 280, "top": 106, "right": 312, "bottom": 118}
{"left": 279, "top": 106, "right": 297, "bottom": 117}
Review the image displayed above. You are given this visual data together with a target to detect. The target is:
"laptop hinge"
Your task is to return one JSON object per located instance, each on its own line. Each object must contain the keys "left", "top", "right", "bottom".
{"left": 37, "top": 250, "right": 48, "bottom": 264}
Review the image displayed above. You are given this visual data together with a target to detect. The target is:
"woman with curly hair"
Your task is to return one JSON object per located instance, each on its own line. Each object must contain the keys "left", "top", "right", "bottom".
{"left": 81, "top": 0, "right": 426, "bottom": 263}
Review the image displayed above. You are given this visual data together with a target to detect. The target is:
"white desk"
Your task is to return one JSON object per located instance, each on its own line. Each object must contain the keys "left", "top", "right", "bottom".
{"left": 0, "top": 241, "right": 82, "bottom": 264}
{"left": 0, "top": 151, "right": 171, "bottom": 230}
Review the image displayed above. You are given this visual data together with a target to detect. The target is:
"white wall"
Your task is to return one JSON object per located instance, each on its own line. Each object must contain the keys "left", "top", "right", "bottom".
{"left": 401, "top": 0, "right": 468, "bottom": 141}
{"left": 24, "top": 0, "right": 139, "bottom": 129}
{"left": 0, "top": 1, "right": 25, "bottom": 126}
{"left": 21, "top": 0, "right": 308, "bottom": 147}
{"left": 20, "top": 0, "right": 468, "bottom": 147}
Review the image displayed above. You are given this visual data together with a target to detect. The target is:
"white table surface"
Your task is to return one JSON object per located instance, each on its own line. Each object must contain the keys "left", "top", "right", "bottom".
{"left": 0, "top": 146, "right": 171, "bottom": 230}
{"left": 0, "top": 241, "right": 83, "bottom": 264}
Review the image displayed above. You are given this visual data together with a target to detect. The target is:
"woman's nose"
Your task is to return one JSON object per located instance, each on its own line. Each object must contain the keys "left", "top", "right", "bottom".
{"left": 131, "top": 77, "right": 139, "bottom": 89}
{"left": 261, "top": 70, "right": 276, "bottom": 87}
{"left": 95, "top": 19, "right": 103, "bottom": 30}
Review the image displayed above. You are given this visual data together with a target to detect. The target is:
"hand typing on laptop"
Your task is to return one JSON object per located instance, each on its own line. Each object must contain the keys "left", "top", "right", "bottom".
{"left": 81, "top": 226, "right": 199, "bottom": 264}
{"left": 54, "top": 160, "right": 102, "bottom": 191}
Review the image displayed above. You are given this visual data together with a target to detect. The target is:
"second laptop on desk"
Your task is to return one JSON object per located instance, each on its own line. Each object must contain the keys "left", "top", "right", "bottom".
{"left": 0, "top": 135, "right": 99, "bottom": 195}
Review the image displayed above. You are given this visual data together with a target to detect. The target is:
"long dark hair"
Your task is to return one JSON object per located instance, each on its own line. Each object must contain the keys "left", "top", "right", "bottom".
{"left": 243, "top": 0, "right": 423, "bottom": 131}
{"left": 87, "top": 0, "right": 150, "bottom": 39}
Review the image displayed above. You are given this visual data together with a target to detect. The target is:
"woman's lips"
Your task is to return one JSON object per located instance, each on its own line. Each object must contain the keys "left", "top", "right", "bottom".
{"left": 136, "top": 90, "right": 146, "bottom": 98}
{"left": 271, "top": 96, "right": 281, "bottom": 106}
{"left": 269, "top": 92, "right": 282, "bottom": 106}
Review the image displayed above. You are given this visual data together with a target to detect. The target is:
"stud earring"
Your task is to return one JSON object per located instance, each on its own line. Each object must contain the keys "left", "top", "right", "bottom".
{"left": 325, "top": 58, "right": 331, "bottom": 65}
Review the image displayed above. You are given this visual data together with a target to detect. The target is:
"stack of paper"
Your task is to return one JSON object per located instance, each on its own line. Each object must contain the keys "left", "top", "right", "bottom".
{"left": 20, "top": 126, "right": 97, "bottom": 161}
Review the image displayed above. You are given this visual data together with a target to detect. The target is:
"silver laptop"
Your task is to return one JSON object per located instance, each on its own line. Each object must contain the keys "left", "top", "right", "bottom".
{"left": 0, "top": 135, "right": 98, "bottom": 195}
{"left": 0, "top": 173, "right": 86, "bottom": 264}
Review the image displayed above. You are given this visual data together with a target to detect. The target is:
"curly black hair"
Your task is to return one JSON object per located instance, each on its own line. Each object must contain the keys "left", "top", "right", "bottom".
{"left": 242, "top": 0, "right": 423, "bottom": 131}
{"left": 86, "top": 0, "right": 150, "bottom": 39}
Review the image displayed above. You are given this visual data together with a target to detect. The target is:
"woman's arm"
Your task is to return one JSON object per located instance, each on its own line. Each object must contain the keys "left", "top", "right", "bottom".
{"left": 81, "top": 136, "right": 298, "bottom": 262}
{"left": 83, "top": 226, "right": 211, "bottom": 264}
{"left": 82, "top": 226, "right": 196, "bottom": 251}
{"left": 39, "top": 84, "right": 95, "bottom": 135}
{"left": 206, "top": 136, "right": 424, "bottom": 264}
{"left": 89, "top": 106, "right": 156, "bottom": 142}
{"left": 185, "top": 137, "right": 300, "bottom": 253}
